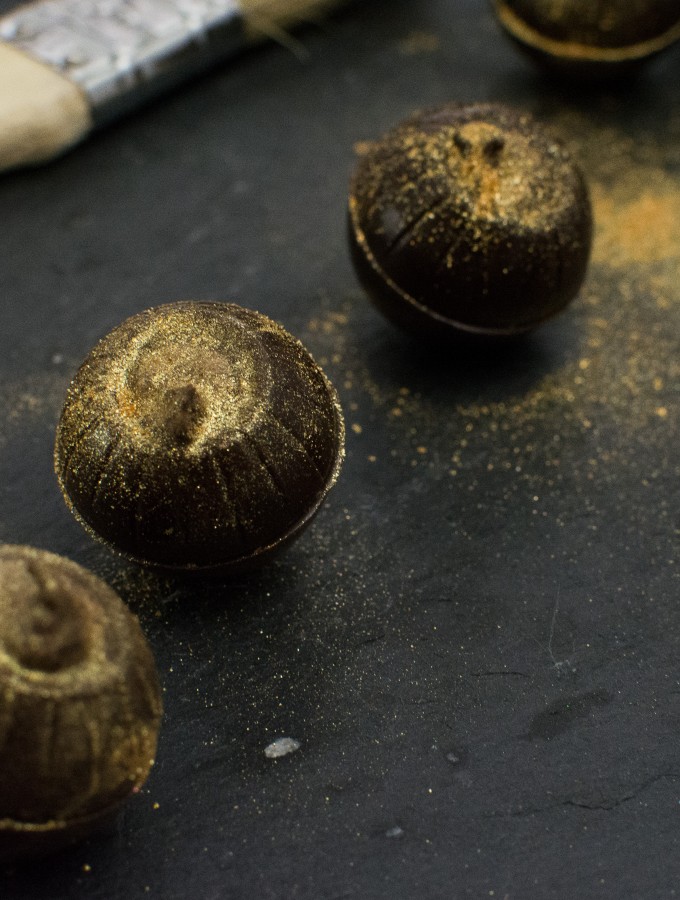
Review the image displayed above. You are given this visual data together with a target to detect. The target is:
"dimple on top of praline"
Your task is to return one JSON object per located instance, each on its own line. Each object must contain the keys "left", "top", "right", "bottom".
{"left": 109, "top": 305, "right": 267, "bottom": 450}
{"left": 352, "top": 105, "right": 579, "bottom": 240}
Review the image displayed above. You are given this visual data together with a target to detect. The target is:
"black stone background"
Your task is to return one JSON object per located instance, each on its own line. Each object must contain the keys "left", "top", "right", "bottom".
{"left": 1, "top": 0, "right": 679, "bottom": 897}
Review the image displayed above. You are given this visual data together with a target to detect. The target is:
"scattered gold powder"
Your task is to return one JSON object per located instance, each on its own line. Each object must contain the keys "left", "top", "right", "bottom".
{"left": 592, "top": 179, "right": 680, "bottom": 267}
{"left": 352, "top": 141, "right": 374, "bottom": 158}
{"left": 0, "top": 373, "right": 69, "bottom": 424}
{"left": 397, "top": 31, "right": 441, "bottom": 56}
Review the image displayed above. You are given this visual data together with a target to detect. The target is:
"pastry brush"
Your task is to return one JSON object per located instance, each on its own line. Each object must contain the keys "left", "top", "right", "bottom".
{"left": 0, "top": 0, "right": 350, "bottom": 171}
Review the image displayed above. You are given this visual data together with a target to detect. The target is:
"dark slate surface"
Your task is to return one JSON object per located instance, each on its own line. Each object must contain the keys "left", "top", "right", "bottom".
{"left": 1, "top": 1, "right": 679, "bottom": 897}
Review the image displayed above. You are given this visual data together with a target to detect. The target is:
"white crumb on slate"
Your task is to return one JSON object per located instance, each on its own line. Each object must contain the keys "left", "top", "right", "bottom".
{"left": 264, "top": 737, "right": 301, "bottom": 759}
{"left": 385, "top": 826, "right": 404, "bottom": 838}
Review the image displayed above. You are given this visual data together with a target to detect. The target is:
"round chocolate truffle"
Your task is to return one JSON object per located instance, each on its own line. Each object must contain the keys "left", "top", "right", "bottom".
{"left": 348, "top": 103, "right": 592, "bottom": 338}
{"left": 0, "top": 545, "right": 162, "bottom": 860}
{"left": 493, "top": 0, "right": 680, "bottom": 76}
{"left": 54, "top": 302, "right": 345, "bottom": 573}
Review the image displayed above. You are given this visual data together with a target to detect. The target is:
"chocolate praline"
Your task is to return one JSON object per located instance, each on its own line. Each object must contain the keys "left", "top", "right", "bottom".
{"left": 0, "top": 545, "right": 162, "bottom": 860}
{"left": 492, "top": 0, "right": 680, "bottom": 77}
{"left": 348, "top": 103, "right": 592, "bottom": 339}
{"left": 54, "top": 301, "right": 345, "bottom": 573}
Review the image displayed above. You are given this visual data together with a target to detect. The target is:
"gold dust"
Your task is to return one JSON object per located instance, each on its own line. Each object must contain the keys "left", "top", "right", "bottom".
{"left": 397, "top": 30, "right": 441, "bottom": 56}
{"left": 592, "top": 180, "right": 680, "bottom": 267}
{"left": 0, "top": 372, "right": 71, "bottom": 450}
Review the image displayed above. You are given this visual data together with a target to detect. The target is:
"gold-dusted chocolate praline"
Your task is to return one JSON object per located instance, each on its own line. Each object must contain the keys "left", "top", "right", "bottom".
{"left": 54, "top": 301, "right": 345, "bottom": 573}
{"left": 492, "top": 0, "right": 680, "bottom": 76}
{"left": 0, "top": 545, "right": 162, "bottom": 860}
{"left": 348, "top": 103, "right": 592, "bottom": 339}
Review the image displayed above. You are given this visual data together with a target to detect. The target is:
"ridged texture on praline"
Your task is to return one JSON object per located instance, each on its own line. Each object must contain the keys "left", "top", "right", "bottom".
{"left": 0, "top": 545, "right": 161, "bottom": 858}
{"left": 493, "top": 0, "right": 680, "bottom": 69}
{"left": 349, "top": 103, "right": 592, "bottom": 338}
{"left": 55, "top": 301, "right": 345, "bottom": 572}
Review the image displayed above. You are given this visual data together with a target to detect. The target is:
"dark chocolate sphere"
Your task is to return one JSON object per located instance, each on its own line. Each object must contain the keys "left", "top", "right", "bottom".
{"left": 0, "top": 545, "right": 162, "bottom": 860}
{"left": 493, "top": 0, "right": 680, "bottom": 76}
{"left": 348, "top": 103, "right": 592, "bottom": 338}
{"left": 54, "top": 302, "right": 345, "bottom": 573}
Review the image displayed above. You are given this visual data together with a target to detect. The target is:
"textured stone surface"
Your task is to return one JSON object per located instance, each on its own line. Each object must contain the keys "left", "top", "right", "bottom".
{"left": 0, "top": 0, "right": 678, "bottom": 895}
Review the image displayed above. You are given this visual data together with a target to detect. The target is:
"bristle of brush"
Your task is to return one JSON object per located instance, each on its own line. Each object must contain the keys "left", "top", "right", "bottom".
{"left": 241, "top": 0, "right": 347, "bottom": 34}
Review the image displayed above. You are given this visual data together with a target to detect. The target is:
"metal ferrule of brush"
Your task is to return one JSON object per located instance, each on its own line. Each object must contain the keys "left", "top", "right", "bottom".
{"left": 0, "top": 0, "right": 245, "bottom": 125}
